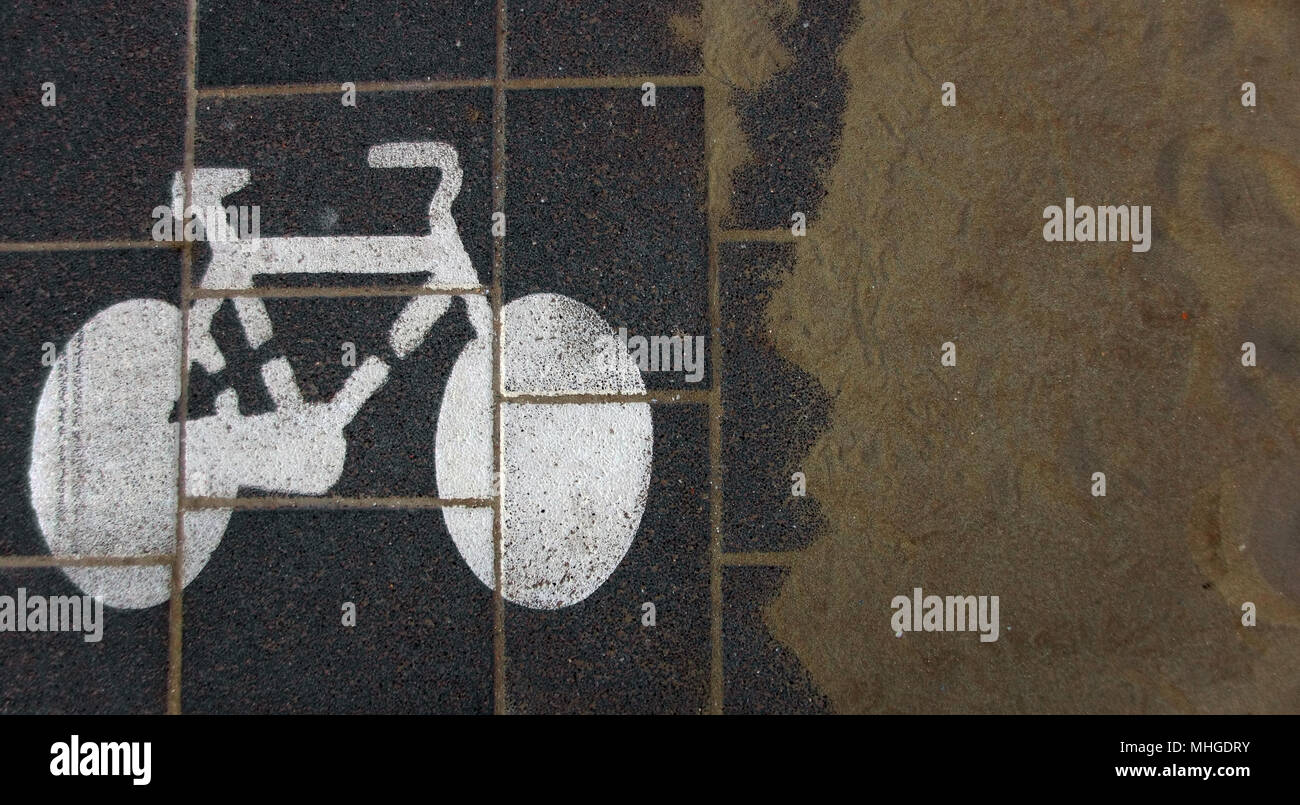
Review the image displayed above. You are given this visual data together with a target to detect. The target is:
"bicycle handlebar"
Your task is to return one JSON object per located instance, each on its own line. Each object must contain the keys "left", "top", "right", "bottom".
{"left": 367, "top": 141, "right": 462, "bottom": 229}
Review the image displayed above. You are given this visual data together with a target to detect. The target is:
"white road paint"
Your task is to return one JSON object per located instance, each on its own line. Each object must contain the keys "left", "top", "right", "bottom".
{"left": 440, "top": 293, "right": 653, "bottom": 608}
{"left": 366, "top": 141, "right": 462, "bottom": 229}
{"left": 30, "top": 145, "right": 654, "bottom": 612}
{"left": 503, "top": 293, "right": 644, "bottom": 395}
{"left": 390, "top": 294, "right": 453, "bottom": 359}
{"left": 441, "top": 507, "right": 495, "bottom": 592}
{"left": 208, "top": 235, "right": 477, "bottom": 281}
{"left": 185, "top": 357, "right": 389, "bottom": 498}
{"left": 500, "top": 401, "right": 652, "bottom": 609}
{"left": 29, "top": 301, "right": 233, "bottom": 608}
{"left": 435, "top": 294, "right": 495, "bottom": 504}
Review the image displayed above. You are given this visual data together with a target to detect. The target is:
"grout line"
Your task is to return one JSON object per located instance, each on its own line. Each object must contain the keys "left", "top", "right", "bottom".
{"left": 198, "top": 78, "right": 494, "bottom": 98}
{"left": 0, "top": 240, "right": 182, "bottom": 253}
{"left": 144, "top": 18, "right": 716, "bottom": 720}
{"left": 491, "top": 0, "right": 508, "bottom": 717}
{"left": 505, "top": 74, "right": 704, "bottom": 89}
{"left": 719, "top": 551, "right": 798, "bottom": 567}
{"left": 190, "top": 285, "right": 487, "bottom": 299}
{"left": 182, "top": 496, "right": 495, "bottom": 511}
{"left": 167, "top": 0, "right": 199, "bottom": 717}
{"left": 0, "top": 555, "right": 174, "bottom": 568}
{"left": 705, "top": 79, "right": 725, "bottom": 716}
{"left": 501, "top": 391, "right": 711, "bottom": 405}
{"left": 716, "top": 228, "right": 803, "bottom": 243}
{"left": 193, "top": 74, "right": 702, "bottom": 100}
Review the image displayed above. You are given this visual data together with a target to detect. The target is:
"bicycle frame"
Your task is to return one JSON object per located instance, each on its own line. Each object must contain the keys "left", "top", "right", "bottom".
{"left": 180, "top": 142, "right": 492, "bottom": 499}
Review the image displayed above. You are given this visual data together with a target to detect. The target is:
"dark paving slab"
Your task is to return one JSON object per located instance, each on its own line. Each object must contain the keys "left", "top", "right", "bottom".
{"left": 0, "top": 566, "right": 169, "bottom": 714}
{"left": 722, "top": 565, "right": 828, "bottom": 714}
{"left": 504, "top": 87, "right": 708, "bottom": 390}
{"left": 720, "top": 242, "right": 829, "bottom": 552}
{"left": 504, "top": 403, "right": 709, "bottom": 713}
{"left": 197, "top": 0, "right": 496, "bottom": 86}
{"left": 181, "top": 508, "right": 492, "bottom": 713}
{"left": 508, "top": 0, "right": 700, "bottom": 78}
{"left": 724, "top": 1, "right": 852, "bottom": 230}
{"left": 0, "top": 249, "right": 180, "bottom": 555}
{"left": 194, "top": 89, "right": 493, "bottom": 285}
{"left": 0, "top": 1, "right": 186, "bottom": 241}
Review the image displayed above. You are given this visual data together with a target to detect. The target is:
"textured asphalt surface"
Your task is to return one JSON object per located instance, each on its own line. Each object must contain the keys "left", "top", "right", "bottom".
{"left": 0, "top": 249, "right": 181, "bottom": 558}
{"left": 15, "top": 1, "right": 1287, "bottom": 717}
{"left": 721, "top": 242, "right": 828, "bottom": 553}
{"left": 0, "top": 0, "right": 823, "bottom": 714}
{"left": 1, "top": 2, "right": 186, "bottom": 241}
{"left": 724, "top": 0, "right": 852, "bottom": 230}
{"left": 504, "top": 87, "right": 708, "bottom": 390}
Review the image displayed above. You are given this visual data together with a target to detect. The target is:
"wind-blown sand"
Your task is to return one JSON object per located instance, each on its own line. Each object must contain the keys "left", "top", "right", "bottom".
{"left": 693, "top": 0, "right": 1300, "bottom": 712}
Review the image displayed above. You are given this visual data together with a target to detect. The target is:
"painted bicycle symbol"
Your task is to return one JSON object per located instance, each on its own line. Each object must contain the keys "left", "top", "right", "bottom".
{"left": 29, "top": 142, "right": 653, "bottom": 611}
